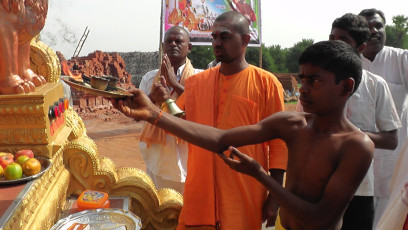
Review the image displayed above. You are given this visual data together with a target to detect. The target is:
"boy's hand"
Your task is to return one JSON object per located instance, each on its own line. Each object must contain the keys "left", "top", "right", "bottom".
{"left": 218, "top": 146, "right": 267, "bottom": 178}
{"left": 110, "top": 89, "right": 157, "bottom": 122}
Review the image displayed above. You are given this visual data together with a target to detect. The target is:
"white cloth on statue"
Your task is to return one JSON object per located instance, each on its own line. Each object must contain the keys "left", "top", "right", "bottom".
{"left": 138, "top": 65, "right": 202, "bottom": 185}
{"left": 375, "top": 139, "right": 408, "bottom": 230}
{"left": 296, "top": 70, "right": 401, "bottom": 196}
{"left": 362, "top": 46, "right": 408, "bottom": 199}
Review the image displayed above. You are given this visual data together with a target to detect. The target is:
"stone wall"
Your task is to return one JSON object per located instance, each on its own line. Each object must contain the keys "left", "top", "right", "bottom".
{"left": 118, "top": 51, "right": 159, "bottom": 87}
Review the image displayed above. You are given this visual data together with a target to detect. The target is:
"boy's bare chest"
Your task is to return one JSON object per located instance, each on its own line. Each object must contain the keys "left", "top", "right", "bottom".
{"left": 286, "top": 135, "right": 344, "bottom": 201}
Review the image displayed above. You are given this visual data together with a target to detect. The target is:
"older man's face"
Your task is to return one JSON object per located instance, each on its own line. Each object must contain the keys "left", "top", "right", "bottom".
{"left": 364, "top": 13, "right": 386, "bottom": 55}
{"left": 163, "top": 29, "right": 191, "bottom": 64}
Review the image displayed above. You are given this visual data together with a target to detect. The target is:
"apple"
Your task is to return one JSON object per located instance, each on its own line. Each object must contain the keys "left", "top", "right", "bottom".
{"left": 4, "top": 163, "right": 23, "bottom": 180}
{"left": 0, "top": 152, "right": 14, "bottom": 159}
{"left": 0, "top": 165, "right": 3, "bottom": 177}
{"left": 0, "top": 155, "right": 14, "bottom": 169}
{"left": 15, "top": 149, "right": 34, "bottom": 159}
{"left": 16, "top": 155, "right": 30, "bottom": 166}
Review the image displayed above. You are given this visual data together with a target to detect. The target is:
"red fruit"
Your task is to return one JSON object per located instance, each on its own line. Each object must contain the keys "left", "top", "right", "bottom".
{"left": 15, "top": 150, "right": 34, "bottom": 159}
{"left": 0, "top": 155, "right": 14, "bottom": 169}
{"left": 0, "top": 152, "right": 14, "bottom": 159}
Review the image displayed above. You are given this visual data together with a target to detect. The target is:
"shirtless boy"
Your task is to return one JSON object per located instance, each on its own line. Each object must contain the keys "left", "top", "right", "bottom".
{"left": 111, "top": 40, "right": 374, "bottom": 230}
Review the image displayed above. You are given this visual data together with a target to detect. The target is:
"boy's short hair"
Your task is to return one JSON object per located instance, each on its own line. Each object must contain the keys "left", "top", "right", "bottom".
{"left": 359, "top": 8, "right": 386, "bottom": 24}
{"left": 299, "top": 40, "right": 362, "bottom": 94}
{"left": 331, "top": 13, "right": 370, "bottom": 47}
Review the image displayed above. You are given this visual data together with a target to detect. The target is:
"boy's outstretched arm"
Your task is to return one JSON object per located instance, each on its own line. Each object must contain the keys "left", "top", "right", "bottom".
{"left": 220, "top": 138, "right": 374, "bottom": 229}
{"left": 111, "top": 90, "right": 284, "bottom": 153}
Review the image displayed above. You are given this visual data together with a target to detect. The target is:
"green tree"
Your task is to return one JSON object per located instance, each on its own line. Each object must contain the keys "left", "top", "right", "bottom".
{"left": 385, "top": 15, "right": 408, "bottom": 49}
{"left": 188, "top": 45, "right": 215, "bottom": 69}
{"left": 286, "top": 39, "right": 314, "bottom": 73}
{"left": 267, "top": 45, "right": 289, "bottom": 73}
{"left": 245, "top": 44, "right": 277, "bottom": 72}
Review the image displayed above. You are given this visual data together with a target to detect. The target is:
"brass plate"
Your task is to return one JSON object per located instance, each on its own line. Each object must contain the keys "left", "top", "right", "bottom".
{"left": 0, "top": 157, "right": 52, "bottom": 185}
{"left": 50, "top": 208, "right": 142, "bottom": 230}
{"left": 61, "top": 76, "right": 132, "bottom": 98}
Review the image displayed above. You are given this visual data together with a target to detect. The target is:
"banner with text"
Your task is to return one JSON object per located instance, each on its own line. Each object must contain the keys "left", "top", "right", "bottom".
{"left": 162, "top": 0, "right": 261, "bottom": 46}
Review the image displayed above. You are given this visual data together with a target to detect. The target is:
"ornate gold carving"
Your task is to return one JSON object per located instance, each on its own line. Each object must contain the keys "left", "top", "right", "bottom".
{"left": 65, "top": 136, "right": 183, "bottom": 230}
{"left": 64, "top": 107, "right": 87, "bottom": 140}
{"left": 0, "top": 128, "right": 47, "bottom": 145}
{"left": 30, "top": 38, "right": 61, "bottom": 84}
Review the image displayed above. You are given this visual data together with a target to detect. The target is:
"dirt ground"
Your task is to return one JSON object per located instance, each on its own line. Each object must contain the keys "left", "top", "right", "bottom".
{"left": 80, "top": 103, "right": 298, "bottom": 171}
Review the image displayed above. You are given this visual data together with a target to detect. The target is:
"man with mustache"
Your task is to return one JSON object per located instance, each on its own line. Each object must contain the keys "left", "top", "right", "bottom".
{"left": 358, "top": 9, "right": 408, "bottom": 226}
{"left": 139, "top": 11, "right": 287, "bottom": 229}
{"left": 138, "top": 26, "right": 202, "bottom": 194}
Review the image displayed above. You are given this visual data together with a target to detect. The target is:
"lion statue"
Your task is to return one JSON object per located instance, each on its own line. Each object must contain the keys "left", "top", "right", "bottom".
{"left": 0, "top": 0, "right": 48, "bottom": 95}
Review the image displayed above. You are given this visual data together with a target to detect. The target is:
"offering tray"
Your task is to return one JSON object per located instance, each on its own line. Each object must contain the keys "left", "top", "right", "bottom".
{"left": 61, "top": 76, "right": 132, "bottom": 99}
{"left": 0, "top": 157, "right": 52, "bottom": 185}
{"left": 50, "top": 208, "right": 142, "bottom": 230}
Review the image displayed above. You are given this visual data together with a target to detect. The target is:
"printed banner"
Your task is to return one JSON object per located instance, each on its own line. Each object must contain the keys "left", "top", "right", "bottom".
{"left": 162, "top": 0, "right": 261, "bottom": 46}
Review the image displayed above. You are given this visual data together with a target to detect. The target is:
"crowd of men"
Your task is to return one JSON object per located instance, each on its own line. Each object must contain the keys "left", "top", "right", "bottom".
{"left": 113, "top": 8, "right": 407, "bottom": 230}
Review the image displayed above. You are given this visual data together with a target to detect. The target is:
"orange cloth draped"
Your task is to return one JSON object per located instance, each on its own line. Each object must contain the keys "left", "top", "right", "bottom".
{"left": 140, "top": 58, "right": 195, "bottom": 146}
{"left": 176, "top": 65, "right": 288, "bottom": 230}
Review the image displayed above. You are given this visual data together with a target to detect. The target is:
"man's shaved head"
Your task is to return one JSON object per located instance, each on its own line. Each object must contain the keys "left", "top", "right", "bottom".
{"left": 164, "top": 26, "right": 190, "bottom": 43}
{"left": 214, "top": 11, "right": 249, "bottom": 35}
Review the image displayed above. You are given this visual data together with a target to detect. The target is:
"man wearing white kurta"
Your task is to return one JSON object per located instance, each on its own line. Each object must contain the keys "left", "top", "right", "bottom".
{"left": 138, "top": 26, "right": 202, "bottom": 194}
{"left": 359, "top": 8, "right": 408, "bottom": 226}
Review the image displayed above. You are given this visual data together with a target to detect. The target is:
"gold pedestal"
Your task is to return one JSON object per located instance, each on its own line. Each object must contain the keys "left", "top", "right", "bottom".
{"left": 0, "top": 83, "right": 70, "bottom": 158}
{"left": 0, "top": 40, "right": 182, "bottom": 230}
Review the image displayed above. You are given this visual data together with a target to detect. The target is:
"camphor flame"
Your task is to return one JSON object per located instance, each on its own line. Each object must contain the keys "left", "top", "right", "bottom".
{"left": 61, "top": 61, "right": 83, "bottom": 82}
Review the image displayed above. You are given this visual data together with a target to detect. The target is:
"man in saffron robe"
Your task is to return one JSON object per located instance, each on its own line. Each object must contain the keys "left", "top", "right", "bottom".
{"left": 129, "top": 11, "right": 287, "bottom": 229}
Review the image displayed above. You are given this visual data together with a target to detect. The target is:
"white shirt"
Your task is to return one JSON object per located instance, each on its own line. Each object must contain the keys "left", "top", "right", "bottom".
{"left": 345, "top": 70, "right": 401, "bottom": 196}
{"left": 362, "top": 46, "right": 408, "bottom": 197}
{"left": 138, "top": 64, "right": 202, "bottom": 182}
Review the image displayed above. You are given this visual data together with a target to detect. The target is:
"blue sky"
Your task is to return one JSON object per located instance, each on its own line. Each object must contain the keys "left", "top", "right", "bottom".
{"left": 41, "top": 0, "right": 406, "bottom": 58}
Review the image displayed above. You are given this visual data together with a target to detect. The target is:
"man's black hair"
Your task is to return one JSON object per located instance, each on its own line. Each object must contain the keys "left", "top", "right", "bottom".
{"left": 359, "top": 8, "right": 386, "bottom": 24}
{"left": 331, "top": 13, "right": 370, "bottom": 47}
